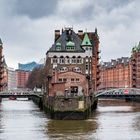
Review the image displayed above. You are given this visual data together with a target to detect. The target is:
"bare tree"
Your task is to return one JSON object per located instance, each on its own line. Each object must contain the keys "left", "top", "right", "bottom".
{"left": 27, "top": 66, "right": 46, "bottom": 89}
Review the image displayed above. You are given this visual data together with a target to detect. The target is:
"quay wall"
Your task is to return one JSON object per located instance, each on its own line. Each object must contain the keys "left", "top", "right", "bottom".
{"left": 42, "top": 95, "right": 98, "bottom": 120}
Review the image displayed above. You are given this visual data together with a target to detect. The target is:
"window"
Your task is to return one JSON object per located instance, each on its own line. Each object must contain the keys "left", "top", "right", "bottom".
{"left": 66, "top": 46, "right": 75, "bottom": 50}
{"left": 71, "top": 56, "right": 76, "bottom": 64}
{"left": 63, "top": 78, "right": 67, "bottom": 82}
{"left": 56, "top": 42, "right": 61, "bottom": 51}
{"left": 76, "top": 78, "right": 80, "bottom": 82}
{"left": 77, "top": 56, "right": 82, "bottom": 64}
{"left": 52, "top": 56, "right": 57, "bottom": 63}
{"left": 71, "top": 78, "right": 74, "bottom": 82}
{"left": 58, "top": 78, "right": 62, "bottom": 82}
{"left": 71, "top": 86, "right": 78, "bottom": 94}
{"left": 73, "top": 67, "right": 81, "bottom": 73}
{"left": 86, "top": 63, "right": 88, "bottom": 70}
{"left": 65, "top": 56, "right": 70, "bottom": 64}
{"left": 59, "top": 67, "right": 68, "bottom": 72}
{"left": 63, "top": 67, "right": 68, "bottom": 71}
{"left": 56, "top": 46, "right": 61, "bottom": 51}
{"left": 66, "top": 41, "right": 75, "bottom": 51}
{"left": 60, "top": 56, "right": 64, "bottom": 64}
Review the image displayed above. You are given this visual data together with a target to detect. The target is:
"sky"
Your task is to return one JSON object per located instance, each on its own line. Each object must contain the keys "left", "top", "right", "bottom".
{"left": 0, "top": 0, "right": 140, "bottom": 68}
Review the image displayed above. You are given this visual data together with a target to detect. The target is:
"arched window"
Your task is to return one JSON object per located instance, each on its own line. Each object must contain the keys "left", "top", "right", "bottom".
{"left": 65, "top": 56, "right": 70, "bottom": 64}
{"left": 59, "top": 67, "right": 68, "bottom": 72}
{"left": 71, "top": 56, "right": 76, "bottom": 64}
{"left": 77, "top": 56, "right": 82, "bottom": 64}
{"left": 63, "top": 67, "right": 68, "bottom": 71}
{"left": 53, "top": 55, "right": 57, "bottom": 63}
{"left": 73, "top": 67, "right": 81, "bottom": 73}
{"left": 60, "top": 56, "right": 64, "bottom": 64}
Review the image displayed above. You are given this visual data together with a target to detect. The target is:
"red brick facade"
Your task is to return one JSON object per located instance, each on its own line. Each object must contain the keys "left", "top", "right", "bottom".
{"left": 99, "top": 57, "right": 132, "bottom": 89}
{"left": 45, "top": 28, "right": 100, "bottom": 96}
{"left": 0, "top": 39, "right": 8, "bottom": 91}
{"left": 16, "top": 70, "right": 30, "bottom": 88}
{"left": 48, "top": 71, "right": 89, "bottom": 97}
{"left": 131, "top": 43, "right": 140, "bottom": 88}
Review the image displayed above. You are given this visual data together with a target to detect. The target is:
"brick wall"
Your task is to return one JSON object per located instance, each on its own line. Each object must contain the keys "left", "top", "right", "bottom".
{"left": 48, "top": 71, "right": 89, "bottom": 96}
{"left": 99, "top": 58, "right": 131, "bottom": 89}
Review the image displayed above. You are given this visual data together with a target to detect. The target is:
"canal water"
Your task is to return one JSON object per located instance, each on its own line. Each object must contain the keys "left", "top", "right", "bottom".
{"left": 0, "top": 99, "right": 140, "bottom": 140}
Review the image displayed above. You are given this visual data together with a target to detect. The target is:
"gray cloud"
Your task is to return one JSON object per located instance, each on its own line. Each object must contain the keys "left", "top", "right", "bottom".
{"left": 0, "top": 0, "right": 140, "bottom": 68}
{"left": 13, "top": 0, "right": 58, "bottom": 19}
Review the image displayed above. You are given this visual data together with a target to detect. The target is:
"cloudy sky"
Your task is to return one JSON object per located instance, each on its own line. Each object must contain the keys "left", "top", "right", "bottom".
{"left": 0, "top": 0, "right": 140, "bottom": 68}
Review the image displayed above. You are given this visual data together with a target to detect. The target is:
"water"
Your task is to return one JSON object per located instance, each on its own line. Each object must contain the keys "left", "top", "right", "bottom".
{"left": 0, "top": 99, "right": 140, "bottom": 140}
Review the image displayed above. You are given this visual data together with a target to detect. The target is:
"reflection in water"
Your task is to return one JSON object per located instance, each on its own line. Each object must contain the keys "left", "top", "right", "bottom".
{"left": 47, "top": 120, "right": 98, "bottom": 140}
{"left": 0, "top": 99, "right": 140, "bottom": 140}
{"left": 0, "top": 100, "right": 48, "bottom": 140}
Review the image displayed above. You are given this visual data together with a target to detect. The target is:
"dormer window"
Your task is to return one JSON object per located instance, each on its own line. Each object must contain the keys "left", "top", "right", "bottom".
{"left": 56, "top": 42, "right": 61, "bottom": 51}
{"left": 66, "top": 41, "right": 75, "bottom": 51}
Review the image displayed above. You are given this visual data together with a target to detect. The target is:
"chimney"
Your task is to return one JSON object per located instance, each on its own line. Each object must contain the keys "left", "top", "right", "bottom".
{"left": 78, "top": 30, "right": 83, "bottom": 36}
{"left": 54, "top": 30, "right": 60, "bottom": 42}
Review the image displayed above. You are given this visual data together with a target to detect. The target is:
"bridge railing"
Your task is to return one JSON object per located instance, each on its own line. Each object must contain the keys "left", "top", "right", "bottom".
{"left": 0, "top": 90, "right": 43, "bottom": 96}
{"left": 96, "top": 88, "right": 140, "bottom": 98}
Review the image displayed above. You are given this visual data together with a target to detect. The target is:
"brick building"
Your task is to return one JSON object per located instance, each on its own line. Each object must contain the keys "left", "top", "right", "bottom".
{"left": 99, "top": 57, "right": 131, "bottom": 89}
{"left": 45, "top": 28, "right": 100, "bottom": 96}
{"left": 7, "top": 67, "right": 17, "bottom": 90}
{"left": 16, "top": 70, "right": 30, "bottom": 89}
{"left": 0, "top": 39, "right": 8, "bottom": 91}
{"left": 131, "top": 42, "right": 140, "bottom": 88}
{"left": 50, "top": 71, "right": 89, "bottom": 96}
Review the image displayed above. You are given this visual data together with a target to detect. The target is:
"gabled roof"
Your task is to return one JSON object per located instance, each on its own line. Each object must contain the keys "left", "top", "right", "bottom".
{"left": 81, "top": 33, "right": 92, "bottom": 46}
{"left": 48, "top": 28, "right": 85, "bottom": 52}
